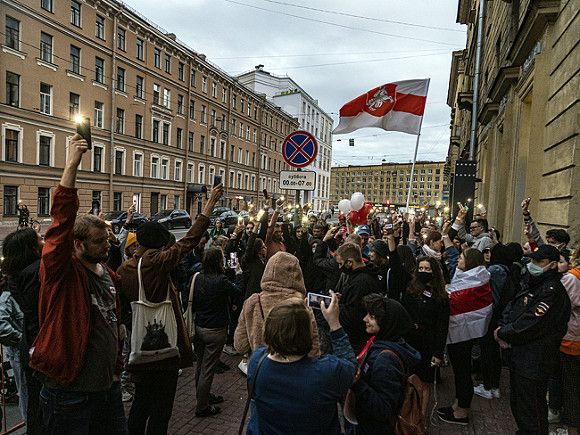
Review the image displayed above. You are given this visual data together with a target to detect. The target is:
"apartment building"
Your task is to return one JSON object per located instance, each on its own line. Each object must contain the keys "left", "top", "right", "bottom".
{"left": 330, "top": 161, "right": 448, "bottom": 207}
{"left": 0, "top": 0, "right": 298, "bottom": 221}
{"left": 447, "top": 0, "right": 579, "bottom": 242}
{"left": 238, "top": 66, "right": 333, "bottom": 212}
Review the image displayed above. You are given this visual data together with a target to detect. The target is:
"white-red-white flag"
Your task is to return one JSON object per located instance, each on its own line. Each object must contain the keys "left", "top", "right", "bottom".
{"left": 333, "top": 79, "right": 429, "bottom": 135}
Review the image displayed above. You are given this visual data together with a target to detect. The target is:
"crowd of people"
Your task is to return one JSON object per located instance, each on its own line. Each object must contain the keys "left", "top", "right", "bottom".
{"left": 0, "top": 134, "right": 578, "bottom": 435}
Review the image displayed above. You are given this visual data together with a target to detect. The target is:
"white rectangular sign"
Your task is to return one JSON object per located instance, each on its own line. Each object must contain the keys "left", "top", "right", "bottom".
{"left": 279, "top": 170, "right": 316, "bottom": 191}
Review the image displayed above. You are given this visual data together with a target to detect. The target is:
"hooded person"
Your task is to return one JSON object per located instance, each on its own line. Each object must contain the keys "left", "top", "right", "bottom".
{"left": 234, "top": 251, "right": 320, "bottom": 357}
{"left": 348, "top": 294, "right": 421, "bottom": 434}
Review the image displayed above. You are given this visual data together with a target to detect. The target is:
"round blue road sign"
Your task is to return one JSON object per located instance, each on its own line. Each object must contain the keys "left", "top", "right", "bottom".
{"left": 282, "top": 130, "right": 318, "bottom": 168}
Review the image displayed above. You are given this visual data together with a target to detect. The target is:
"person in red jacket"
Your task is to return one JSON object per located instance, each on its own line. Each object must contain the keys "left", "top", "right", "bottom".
{"left": 29, "top": 134, "right": 127, "bottom": 434}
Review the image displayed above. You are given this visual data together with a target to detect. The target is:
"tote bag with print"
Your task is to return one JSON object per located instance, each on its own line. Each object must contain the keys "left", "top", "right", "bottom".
{"left": 129, "top": 258, "right": 180, "bottom": 365}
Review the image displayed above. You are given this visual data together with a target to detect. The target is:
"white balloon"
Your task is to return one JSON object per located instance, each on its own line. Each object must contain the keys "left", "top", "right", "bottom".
{"left": 350, "top": 192, "right": 365, "bottom": 211}
{"left": 338, "top": 199, "right": 352, "bottom": 214}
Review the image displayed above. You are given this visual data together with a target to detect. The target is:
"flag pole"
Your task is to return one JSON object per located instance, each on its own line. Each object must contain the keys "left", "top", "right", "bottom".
{"left": 405, "top": 78, "right": 430, "bottom": 211}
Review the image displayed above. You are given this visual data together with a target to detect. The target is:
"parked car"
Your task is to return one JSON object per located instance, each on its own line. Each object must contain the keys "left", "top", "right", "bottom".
{"left": 209, "top": 207, "right": 231, "bottom": 225}
{"left": 217, "top": 210, "right": 239, "bottom": 228}
{"left": 150, "top": 209, "right": 192, "bottom": 229}
{"left": 103, "top": 211, "right": 148, "bottom": 234}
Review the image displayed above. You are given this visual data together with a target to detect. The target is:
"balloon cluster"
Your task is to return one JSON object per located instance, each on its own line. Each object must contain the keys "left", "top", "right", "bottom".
{"left": 337, "top": 192, "right": 374, "bottom": 225}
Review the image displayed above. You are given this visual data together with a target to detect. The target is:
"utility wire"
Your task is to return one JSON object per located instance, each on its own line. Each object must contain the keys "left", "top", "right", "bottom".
{"left": 253, "top": 0, "right": 465, "bottom": 32}
{"left": 223, "top": 0, "right": 462, "bottom": 47}
{"left": 213, "top": 48, "right": 450, "bottom": 59}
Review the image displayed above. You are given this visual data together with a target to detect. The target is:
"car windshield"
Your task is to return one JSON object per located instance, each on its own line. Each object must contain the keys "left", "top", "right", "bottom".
{"left": 103, "top": 211, "right": 123, "bottom": 220}
{"left": 152, "top": 210, "right": 173, "bottom": 218}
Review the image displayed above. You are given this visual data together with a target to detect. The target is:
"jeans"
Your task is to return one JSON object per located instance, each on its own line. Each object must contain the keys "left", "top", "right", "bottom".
{"left": 194, "top": 326, "right": 227, "bottom": 412}
{"left": 128, "top": 369, "right": 179, "bottom": 435}
{"left": 40, "top": 382, "right": 127, "bottom": 435}
{"left": 5, "top": 346, "right": 27, "bottom": 421}
{"left": 510, "top": 372, "right": 549, "bottom": 435}
{"left": 447, "top": 339, "right": 475, "bottom": 409}
{"left": 480, "top": 330, "right": 502, "bottom": 390}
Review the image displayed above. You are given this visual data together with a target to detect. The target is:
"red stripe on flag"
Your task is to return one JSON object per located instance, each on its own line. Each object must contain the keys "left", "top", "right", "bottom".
{"left": 393, "top": 93, "right": 426, "bottom": 116}
{"left": 448, "top": 282, "right": 493, "bottom": 316}
{"left": 339, "top": 93, "right": 369, "bottom": 117}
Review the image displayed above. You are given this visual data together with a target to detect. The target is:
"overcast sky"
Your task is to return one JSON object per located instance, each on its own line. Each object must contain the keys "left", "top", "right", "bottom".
{"left": 125, "top": 0, "right": 466, "bottom": 166}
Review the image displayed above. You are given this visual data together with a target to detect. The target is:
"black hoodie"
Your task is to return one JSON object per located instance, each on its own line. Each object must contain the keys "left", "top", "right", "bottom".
{"left": 337, "top": 263, "right": 383, "bottom": 352}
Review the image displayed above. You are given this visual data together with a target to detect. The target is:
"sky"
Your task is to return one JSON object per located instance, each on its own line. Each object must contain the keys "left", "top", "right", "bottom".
{"left": 125, "top": 0, "right": 466, "bottom": 166}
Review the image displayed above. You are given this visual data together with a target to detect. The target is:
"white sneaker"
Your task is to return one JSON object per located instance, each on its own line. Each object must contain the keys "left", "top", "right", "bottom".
{"left": 238, "top": 360, "right": 248, "bottom": 376}
{"left": 548, "top": 408, "right": 561, "bottom": 424}
{"left": 473, "top": 384, "right": 493, "bottom": 400}
{"left": 491, "top": 388, "right": 500, "bottom": 399}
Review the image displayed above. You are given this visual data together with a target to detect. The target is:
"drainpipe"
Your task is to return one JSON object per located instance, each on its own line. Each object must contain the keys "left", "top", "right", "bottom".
{"left": 109, "top": 11, "right": 121, "bottom": 210}
{"left": 469, "top": 0, "right": 486, "bottom": 160}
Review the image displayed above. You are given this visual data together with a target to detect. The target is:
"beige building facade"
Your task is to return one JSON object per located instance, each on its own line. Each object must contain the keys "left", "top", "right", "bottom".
{"left": 447, "top": 0, "right": 579, "bottom": 243}
{"left": 1, "top": 0, "right": 298, "bottom": 221}
{"left": 330, "top": 161, "right": 448, "bottom": 207}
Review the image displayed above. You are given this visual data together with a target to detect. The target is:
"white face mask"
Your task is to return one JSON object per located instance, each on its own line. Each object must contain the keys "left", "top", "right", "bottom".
{"left": 526, "top": 262, "right": 546, "bottom": 276}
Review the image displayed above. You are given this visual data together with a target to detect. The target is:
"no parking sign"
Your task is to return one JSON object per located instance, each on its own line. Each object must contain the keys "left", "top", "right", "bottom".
{"left": 282, "top": 130, "right": 318, "bottom": 168}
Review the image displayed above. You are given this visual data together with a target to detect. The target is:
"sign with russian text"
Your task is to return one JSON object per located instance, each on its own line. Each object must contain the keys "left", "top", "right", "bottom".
{"left": 279, "top": 170, "right": 316, "bottom": 191}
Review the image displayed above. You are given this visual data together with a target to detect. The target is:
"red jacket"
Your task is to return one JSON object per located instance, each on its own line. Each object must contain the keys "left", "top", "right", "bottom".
{"left": 30, "top": 185, "right": 122, "bottom": 385}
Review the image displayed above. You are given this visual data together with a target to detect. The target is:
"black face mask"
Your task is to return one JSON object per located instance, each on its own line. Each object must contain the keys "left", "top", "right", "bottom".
{"left": 416, "top": 271, "right": 432, "bottom": 285}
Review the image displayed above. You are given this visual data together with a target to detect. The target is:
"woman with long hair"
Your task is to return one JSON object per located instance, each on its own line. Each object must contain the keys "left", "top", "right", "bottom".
{"left": 1, "top": 228, "right": 44, "bottom": 433}
{"left": 192, "top": 247, "right": 241, "bottom": 417}
{"left": 402, "top": 256, "right": 449, "bottom": 383}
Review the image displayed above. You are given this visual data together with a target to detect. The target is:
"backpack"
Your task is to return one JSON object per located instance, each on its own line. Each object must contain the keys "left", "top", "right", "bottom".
{"left": 382, "top": 349, "right": 429, "bottom": 435}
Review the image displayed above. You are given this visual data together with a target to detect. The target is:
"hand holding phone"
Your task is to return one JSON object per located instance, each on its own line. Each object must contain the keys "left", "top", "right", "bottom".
{"left": 213, "top": 175, "right": 222, "bottom": 187}
{"left": 307, "top": 292, "right": 331, "bottom": 310}
{"left": 76, "top": 116, "right": 92, "bottom": 150}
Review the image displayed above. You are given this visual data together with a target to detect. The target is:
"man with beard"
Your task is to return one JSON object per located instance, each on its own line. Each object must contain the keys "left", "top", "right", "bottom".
{"left": 29, "top": 134, "right": 126, "bottom": 434}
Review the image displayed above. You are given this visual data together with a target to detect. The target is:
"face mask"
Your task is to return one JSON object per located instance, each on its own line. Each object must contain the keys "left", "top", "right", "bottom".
{"left": 526, "top": 262, "right": 545, "bottom": 276}
{"left": 417, "top": 271, "right": 433, "bottom": 285}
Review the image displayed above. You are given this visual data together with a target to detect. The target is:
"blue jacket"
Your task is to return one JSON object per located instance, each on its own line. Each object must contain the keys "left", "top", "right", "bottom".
{"left": 351, "top": 339, "right": 421, "bottom": 434}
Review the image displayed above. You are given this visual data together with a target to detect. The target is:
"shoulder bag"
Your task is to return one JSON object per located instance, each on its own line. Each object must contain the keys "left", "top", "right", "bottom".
{"left": 183, "top": 272, "right": 200, "bottom": 340}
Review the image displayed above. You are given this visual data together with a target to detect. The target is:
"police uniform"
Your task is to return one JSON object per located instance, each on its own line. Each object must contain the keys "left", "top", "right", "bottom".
{"left": 497, "top": 268, "right": 571, "bottom": 435}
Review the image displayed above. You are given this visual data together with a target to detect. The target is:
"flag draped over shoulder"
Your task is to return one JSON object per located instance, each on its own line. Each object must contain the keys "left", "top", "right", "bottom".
{"left": 333, "top": 79, "right": 429, "bottom": 135}
{"left": 447, "top": 265, "right": 493, "bottom": 344}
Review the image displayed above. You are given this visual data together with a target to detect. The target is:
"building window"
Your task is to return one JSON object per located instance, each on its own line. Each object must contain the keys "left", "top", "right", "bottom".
{"left": 162, "top": 123, "right": 169, "bottom": 145}
{"left": 220, "top": 141, "right": 226, "bottom": 159}
{"left": 95, "top": 15, "right": 105, "bottom": 39}
{"left": 116, "top": 67, "right": 125, "bottom": 92}
{"left": 70, "top": 1, "right": 81, "bottom": 27}
{"left": 38, "top": 187, "right": 50, "bottom": 216}
{"left": 176, "top": 128, "right": 183, "bottom": 149}
{"left": 69, "top": 93, "right": 80, "bottom": 118}
{"left": 135, "top": 75, "right": 144, "bottom": 98}
{"left": 152, "top": 120, "right": 159, "bottom": 142}
{"left": 4, "top": 129, "right": 19, "bottom": 162}
{"left": 40, "top": 32, "right": 53, "bottom": 62}
{"left": 200, "top": 135, "right": 205, "bottom": 154}
{"left": 187, "top": 163, "right": 194, "bottom": 183}
{"left": 133, "top": 153, "right": 142, "bottom": 177}
{"left": 117, "top": 27, "right": 125, "bottom": 50}
{"left": 94, "top": 101, "right": 104, "bottom": 128}
{"left": 189, "top": 100, "right": 195, "bottom": 119}
{"left": 237, "top": 173, "right": 242, "bottom": 189}
{"left": 95, "top": 57, "right": 104, "bottom": 83}
{"left": 178, "top": 62, "right": 184, "bottom": 81}
{"left": 163, "top": 88, "right": 170, "bottom": 108}
{"left": 136, "top": 38, "right": 144, "bottom": 60}
{"left": 112, "top": 192, "right": 122, "bottom": 211}
{"left": 201, "top": 76, "right": 207, "bottom": 93}
{"left": 211, "top": 82, "right": 217, "bottom": 98}
{"left": 175, "top": 161, "right": 182, "bottom": 181}
{"left": 232, "top": 95, "right": 237, "bottom": 108}
{"left": 154, "top": 48, "right": 160, "bottom": 68}
{"left": 210, "top": 138, "right": 216, "bottom": 157}
{"left": 114, "top": 149, "right": 124, "bottom": 175}
{"left": 93, "top": 145, "right": 103, "bottom": 172}
{"left": 211, "top": 110, "right": 216, "bottom": 127}
{"left": 40, "top": 83, "right": 52, "bottom": 115}
{"left": 177, "top": 95, "right": 184, "bottom": 115}
{"left": 135, "top": 114, "right": 142, "bottom": 139}
{"left": 222, "top": 87, "right": 227, "bottom": 103}
{"left": 153, "top": 84, "right": 160, "bottom": 105}
{"left": 188, "top": 132, "right": 194, "bottom": 152}
{"left": 161, "top": 158, "right": 168, "bottom": 179}
{"left": 3, "top": 186, "right": 18, "bottom": 216}
{"left": 198, "top": 165, "right": 205, "bottom": 184}
{"left": 5, "top": 16, "right": 20, "bottom": 50}
{"left": 69, "top": 45, "right": 81, "bottom": 74}
{"left": 164, "top": 53, "right": 171, "bottom": 73}
{"left": 190, "top": 70, "right": 196, "bottom": 86}
{"left": 151, "top": 156, "right": 159, "bottom": 178}
{"left": 200, "top": 105, "right": 206, "bottom": 123}
{"left": 41, "top": 0, "right": 53, "bottom": 12}
{"left": 116, "top": 108, "right": 125, "bottom": 134}
{"left": 6, "top": 72, "right": 20, "bottom": 107}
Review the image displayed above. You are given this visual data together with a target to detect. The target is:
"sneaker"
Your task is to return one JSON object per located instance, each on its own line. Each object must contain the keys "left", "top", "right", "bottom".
{"left": 209, "top": 393, "right": 224, "bottom": 405}
{"left": 473, "top": 384, "right": 493, "bottom": 400}
{"left": 122, "top": 391, "right": 133, "bottom": 402}
{"left": 238, "top": 360, "right": 248, "bottom": 376}
{"left": 438, "top": 408, "right": 469, "bottom": 426}
{"left": 548, "top": 408, "right": 561, "bottom": 424}
{"left": 491, "top": 388, "right": 501, "bottom": 399}
{"left": 195, "top": 405, "right": 221, "bottom": 417}
{"left": 223, "top": 345, "right": 240, "bottom": 356}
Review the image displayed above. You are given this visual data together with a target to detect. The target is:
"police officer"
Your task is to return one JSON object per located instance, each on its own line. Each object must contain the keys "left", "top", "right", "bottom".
{"left": 495, "top": 244, "right": 571, "bottom": 435}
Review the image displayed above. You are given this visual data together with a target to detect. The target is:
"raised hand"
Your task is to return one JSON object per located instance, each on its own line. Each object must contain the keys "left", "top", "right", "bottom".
{"left": 521, "top": 197, "right": 531, "bottom": 214}
{"left": 456, "top": 204, "right": 468, "bottom": 221}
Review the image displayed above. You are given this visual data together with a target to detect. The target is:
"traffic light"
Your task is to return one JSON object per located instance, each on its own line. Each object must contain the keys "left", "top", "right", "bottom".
{"left": 349, "top": 138, "right": 354, "bottom": 146}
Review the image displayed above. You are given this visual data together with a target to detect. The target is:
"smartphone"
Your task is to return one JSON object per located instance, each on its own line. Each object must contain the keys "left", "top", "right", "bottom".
{"left": 91, "top": 199, "right": 100, "bottom": 216}
{"left": 76, "top": 116, "right": 92, "bottom": 149}
{"left": 213, "top": 175, "right": 222, "bottom": 187}
{"left": 229, "top": 252, "right": 238, "bottom": 269}
{"left": 307, "top": 292, "right": 331, "bottom": 310}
